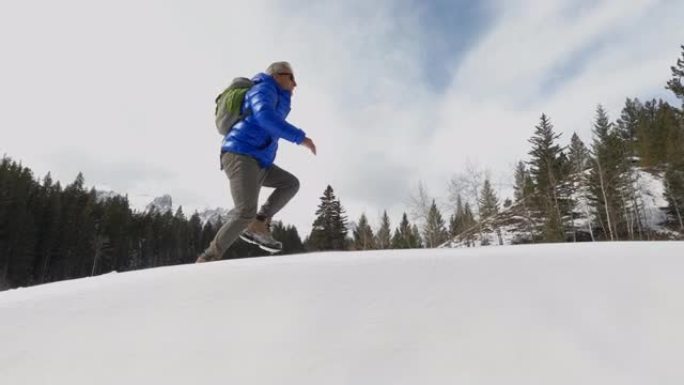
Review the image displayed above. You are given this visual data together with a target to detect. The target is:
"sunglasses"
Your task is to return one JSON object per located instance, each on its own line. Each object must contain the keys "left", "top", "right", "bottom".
{"left": 277, "top": 72, "right": 295, "bottom": 82}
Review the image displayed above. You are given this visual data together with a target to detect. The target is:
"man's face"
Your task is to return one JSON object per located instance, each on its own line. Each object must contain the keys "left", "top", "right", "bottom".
{"left": 274, "top": 71, "right": 297, "bottom": 92}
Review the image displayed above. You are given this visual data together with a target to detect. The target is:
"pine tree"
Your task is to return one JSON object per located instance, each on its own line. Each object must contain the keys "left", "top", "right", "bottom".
{"left": 663, "top": 77, "right": 684, "bottom": 230}
{"left": 0, "top": 158, "right": 9, "bottom": 287}
{"left": 664, "top": 168, "right": 684, "bottom": 231}
{"left": 566, "top": 133, "right": 595, "bottom": 241}
{"left": 479, "top": 179, "right": 500, "bottom": 219}
{"left": 527, "top": 114, "right": 565, "bottom": 242}
{"left": 375, "top": 211, "right": 391, "bottom": 249}
{"left": 666, "top": 45, "right": 684, "bottom": 106}
{"left": 285, "top": 224, "right": 305, "bottom": 254}
{"left": 617, "top": 98, "right": 642, "bottom": 153}
{"left": 568, "top": 133, "right": 590, "bottom": 175}
{"left": 56, "top": 173, "right": 93, "bottom": 279}
{"left": 95, "top": 195, "right": 132, "bottom": 274}
{"left": 423, "top": 200, "right": 448, "bottom": 248}
{"left": 1, "top": 162, "right": 38, "bottom": 287}
{"left": 352, "top": 213, "right": 375, "bottom": 250}
{"left": 188, "top": 213, "right": 203, "bottom": 260}
{"left": 390, "top": 229, "right": 402, "bottom": 249}
{"left": 34, "top": 173, "right": 62, "bottom": 283}
{"left": 512, "top": 162, "right": 536, "bottom": 240}
{"left": 513, "top": 161, "right": 535, "bottom": 203}
{"left": 634, "top": 99, "right": 680, "bottom": 167}
{"left": 307, "top": 185, "right": 348, "bottom": 251}
{"left": 200, "top": 220, "right": 217, "bottom": 260}
{"left": 271, "top": 221, "right": 305, "bottom": 254}
{"left": 461, "top": 203, "right": 477, "bottom": 246}
{"left": 449, "top": 194, "right": 465, "bottom": 238}
{"left": 391, "top": 212, "right": 419, "bottom": 249}
{"left": 660, "top": 101, "right": 684, "bottom": 164}
{"left": 617, "top": 99, "right": 659, "bottom": 240}
{"left": 172, "top": 206, "right": 190, "bottom": 264}
{"left": 588, "top": 105, "right": 628, "bottom": 240}
{"left": 479, "top": 179, "right": 502, "bottom": 245}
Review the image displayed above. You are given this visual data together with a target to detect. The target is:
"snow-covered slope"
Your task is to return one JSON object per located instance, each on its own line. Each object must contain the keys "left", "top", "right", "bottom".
{"left": 1, "top": 242, "right": 683, "bottom": 385}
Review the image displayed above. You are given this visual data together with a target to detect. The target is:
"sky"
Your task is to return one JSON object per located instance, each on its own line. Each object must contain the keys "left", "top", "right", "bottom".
{"left": 2, "top": 242, "right": 684, "bottom": 384}
{"left": 1, "top": 0, "right": 682, "bottom": 237}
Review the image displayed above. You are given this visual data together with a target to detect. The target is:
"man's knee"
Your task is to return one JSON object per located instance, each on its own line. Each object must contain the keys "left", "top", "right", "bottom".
{"left": 290, "top": 176, "right": 300, "bottom": 194}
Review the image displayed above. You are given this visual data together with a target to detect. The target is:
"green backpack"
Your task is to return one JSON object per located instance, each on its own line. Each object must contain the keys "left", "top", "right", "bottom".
{"left": 214, "top": 77, "right": 254, "bottom": 136}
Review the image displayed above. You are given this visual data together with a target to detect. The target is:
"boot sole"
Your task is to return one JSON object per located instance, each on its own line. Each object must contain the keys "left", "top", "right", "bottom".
{"left": 239, "top": 234, "right": 282, "bottom": 254}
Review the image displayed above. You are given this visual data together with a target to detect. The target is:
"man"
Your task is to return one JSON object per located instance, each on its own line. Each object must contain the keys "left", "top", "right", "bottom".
{"left": 197, "top": 62, "right": 316, "bottom": 263}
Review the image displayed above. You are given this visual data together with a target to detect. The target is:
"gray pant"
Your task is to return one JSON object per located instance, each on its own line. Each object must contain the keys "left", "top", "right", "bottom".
{"left": 206, "top": 152, "right": 300, "bottom": 259}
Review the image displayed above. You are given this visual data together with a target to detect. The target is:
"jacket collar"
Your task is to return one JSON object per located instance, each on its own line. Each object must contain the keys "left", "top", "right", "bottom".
{"left": 252, "top": 72, "right": 292, "bottom": 95}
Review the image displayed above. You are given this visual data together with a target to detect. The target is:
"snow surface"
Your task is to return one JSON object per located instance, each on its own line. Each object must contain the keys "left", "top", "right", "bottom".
{"left": 636, "top": 170, "right": 669, "bottom": 231}
{"left": 1, "top": 242, "right": 683, "bottom": 385}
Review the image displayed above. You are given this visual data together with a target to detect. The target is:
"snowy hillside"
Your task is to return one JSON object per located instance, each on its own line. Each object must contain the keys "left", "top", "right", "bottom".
{"left": 1, "top": 242, "right": 683, "bottom": 385}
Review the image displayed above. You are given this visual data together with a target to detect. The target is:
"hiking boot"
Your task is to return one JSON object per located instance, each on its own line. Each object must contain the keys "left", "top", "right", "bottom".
{"left": 239, "top": 218, "right": 283, "bottom": 253}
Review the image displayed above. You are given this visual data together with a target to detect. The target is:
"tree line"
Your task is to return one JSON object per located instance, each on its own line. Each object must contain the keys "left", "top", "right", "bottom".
{"left": 0, "top": 165, "right": 306, "bottom": 289}
{"left": 303, "top": 185, "right": 424, "bottom": 252}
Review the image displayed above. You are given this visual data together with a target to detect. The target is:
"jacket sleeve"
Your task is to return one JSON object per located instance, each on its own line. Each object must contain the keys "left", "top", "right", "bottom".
{"left": 248, "top": 84, "right": 306, "bottom": 144}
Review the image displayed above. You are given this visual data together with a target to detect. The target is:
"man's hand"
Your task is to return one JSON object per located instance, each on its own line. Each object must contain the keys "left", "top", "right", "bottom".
{"left": 301, "top": 137, "right": 317, "bottom": 155}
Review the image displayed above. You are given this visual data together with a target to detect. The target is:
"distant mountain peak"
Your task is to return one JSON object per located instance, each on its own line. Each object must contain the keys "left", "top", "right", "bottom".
{"left": 197, "top": 207, "right": 231, "bottom": 226}
{"left": 94, "top": 189, "right": 120, "bottom": 203}
{"left": 146, "top": 194, "right": 173, "bottom": 214}
{"left": 96, "top": 187, "right": 228, "bottom": 225}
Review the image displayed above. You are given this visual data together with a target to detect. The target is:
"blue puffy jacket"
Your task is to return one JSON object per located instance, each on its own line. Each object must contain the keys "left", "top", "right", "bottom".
{"left": 221, "top": 73, "right": 306, "bottom": 168}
